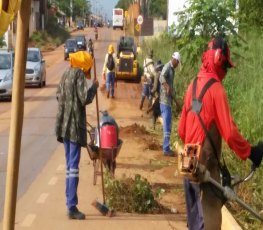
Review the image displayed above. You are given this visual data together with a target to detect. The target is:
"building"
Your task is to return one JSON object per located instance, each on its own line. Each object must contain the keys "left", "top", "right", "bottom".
{"left": 2, "top": 0, "right": 48, "bottom": 49}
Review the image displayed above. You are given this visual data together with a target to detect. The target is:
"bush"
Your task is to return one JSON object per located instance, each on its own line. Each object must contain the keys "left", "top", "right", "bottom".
{"left": 104, "top": 173, "right": 163, "bottom": 213}
{"left": 46, "top": 16, "right": 69, "bottom": 42}
{"left": 29, "top": 16, "right": 70, "bottom": 50}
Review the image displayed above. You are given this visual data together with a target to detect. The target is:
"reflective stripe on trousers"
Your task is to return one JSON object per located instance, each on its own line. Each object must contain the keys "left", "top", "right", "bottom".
{"left": 64, "top": 138, "right": 81, "bottom": 210}
{"left": 160, "top": 103, "right": 172, "bottom": 152}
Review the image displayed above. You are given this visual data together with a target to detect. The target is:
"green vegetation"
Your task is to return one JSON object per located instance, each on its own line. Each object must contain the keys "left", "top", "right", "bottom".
{"left": 50, "top": 0, "right": 91, "bottom": 19}
{"left": 139, "top": 31, "right": 263, "bottom": 229}
{"left": 104, "top": 172, "right": 164, "bottom": 213}
{"left": 115, "top": 0, "right": 133, "bottom": 10}
{"left": 115, "top": 0, "right": 166, "bottom": 19}
{"left": 29, "top": 16, "right": 70, "bottom": 50}
{"left": 137, "top": 0, "right": 263, "bottom": 228}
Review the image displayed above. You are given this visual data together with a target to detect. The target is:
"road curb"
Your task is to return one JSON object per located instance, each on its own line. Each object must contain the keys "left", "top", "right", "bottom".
{"left": 222, "top": 206, "right": 242, "bottom": 230}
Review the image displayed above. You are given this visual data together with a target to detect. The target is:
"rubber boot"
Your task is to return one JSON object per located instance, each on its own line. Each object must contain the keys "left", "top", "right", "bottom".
{"left": 139, "top": 96, "right": 145, "bottom": 110}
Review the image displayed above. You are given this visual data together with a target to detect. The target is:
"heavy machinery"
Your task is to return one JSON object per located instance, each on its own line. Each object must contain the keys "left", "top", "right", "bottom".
{"left": 115, "top": 36, "right": 139, "bottom": 81}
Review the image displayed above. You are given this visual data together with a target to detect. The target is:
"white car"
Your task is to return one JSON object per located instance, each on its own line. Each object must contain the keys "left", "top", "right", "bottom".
{"left": 25, "top": 47, "right": 46, "bottom": 87}
{"left": 0, "top": 50, "right": 14, "bottom": 101}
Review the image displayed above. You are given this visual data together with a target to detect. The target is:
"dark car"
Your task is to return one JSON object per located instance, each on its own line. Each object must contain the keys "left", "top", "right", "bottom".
{"left": 76, "top": 21, "right": 84, "bottom": 30}
{"left": 64, "top": 39, "right": 78, "bottom": 60}
{"left": 72, "top": 35, "right": 87, "bottom": 51}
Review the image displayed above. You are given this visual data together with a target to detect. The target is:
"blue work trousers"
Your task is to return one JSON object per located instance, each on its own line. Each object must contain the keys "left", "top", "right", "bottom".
{"left": 64, "top": 138, "right": 81, "bottom": 211}
{"left": 184, "top": 178, "right": 204, "bottom": 230}
{"left": 106, "top": 71, "right": 115, "bottom": 96}
{"left": 160, "top": 103, "right": 172, "bottom": 153}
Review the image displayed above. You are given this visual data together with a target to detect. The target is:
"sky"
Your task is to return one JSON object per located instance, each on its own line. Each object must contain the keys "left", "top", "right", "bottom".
{"left": 89, "top": 0, "right": 119, "bottom": 21}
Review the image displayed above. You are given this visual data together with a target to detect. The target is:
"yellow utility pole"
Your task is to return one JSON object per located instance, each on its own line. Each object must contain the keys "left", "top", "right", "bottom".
{"left": 3, "top": 0, "right": 31, "bottom": 229}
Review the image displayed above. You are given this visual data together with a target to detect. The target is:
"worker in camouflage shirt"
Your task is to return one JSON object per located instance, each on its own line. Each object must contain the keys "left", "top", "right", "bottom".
{"left": 55, "top": 51, "right": 99, "bottom": 220}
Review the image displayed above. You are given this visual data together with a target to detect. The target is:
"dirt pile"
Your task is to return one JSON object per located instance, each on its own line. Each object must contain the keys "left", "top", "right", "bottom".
{"left": 119, "top": 123, "right": 162, "bottom": 151}
{"left": 107, "top": 123, "right": 186, "bottom": 215}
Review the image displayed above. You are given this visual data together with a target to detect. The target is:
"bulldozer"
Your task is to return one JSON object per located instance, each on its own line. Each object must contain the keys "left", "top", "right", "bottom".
{"left": 115, "top": 36, "right": 140, "bottom": 82}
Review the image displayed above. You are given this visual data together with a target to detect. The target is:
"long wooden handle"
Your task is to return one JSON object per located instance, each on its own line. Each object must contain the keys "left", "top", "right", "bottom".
{"left": 93, "top": 57, "right": 106, "bottom": 204}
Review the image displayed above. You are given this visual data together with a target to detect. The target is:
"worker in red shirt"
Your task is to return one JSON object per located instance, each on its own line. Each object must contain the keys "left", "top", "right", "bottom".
{"left": 178, "top": 35, "right": 263, "bottom": 230}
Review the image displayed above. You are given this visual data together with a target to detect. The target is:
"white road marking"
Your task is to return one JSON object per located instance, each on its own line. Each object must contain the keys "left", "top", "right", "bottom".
{"left": 48, "top": 177, "right": 58, "bottom": 185}
{"left": 57, "top": 164, "right": 65, "bottom": 171}
{"left": 36, "top": 193, "right": 49, "bottom": 204}
{"left": 20, "top": 214, "right": 36, "bottom": 227}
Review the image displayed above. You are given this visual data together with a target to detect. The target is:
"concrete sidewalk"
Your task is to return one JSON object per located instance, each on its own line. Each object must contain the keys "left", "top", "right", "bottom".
{"left": 0, "top": 144, "right": 187, "bottom": 230}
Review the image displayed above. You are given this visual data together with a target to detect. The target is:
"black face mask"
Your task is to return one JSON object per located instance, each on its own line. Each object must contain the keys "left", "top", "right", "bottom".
{"left": 222, "top": 60, "right": 232, "bottom": 72}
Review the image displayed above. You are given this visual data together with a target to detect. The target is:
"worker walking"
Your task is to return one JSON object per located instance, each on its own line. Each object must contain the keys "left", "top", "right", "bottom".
{"left": 102, "top": 44, "right": 117, "bottom": 98}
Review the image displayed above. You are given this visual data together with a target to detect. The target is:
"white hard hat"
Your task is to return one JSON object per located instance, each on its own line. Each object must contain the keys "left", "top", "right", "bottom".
{"left": 172, "top": 52, "right": 181, "bottom": 62}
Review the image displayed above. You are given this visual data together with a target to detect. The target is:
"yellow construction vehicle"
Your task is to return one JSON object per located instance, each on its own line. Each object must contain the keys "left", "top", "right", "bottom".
{"left": 115, "top": 36, "right": 140, "bottom": 82}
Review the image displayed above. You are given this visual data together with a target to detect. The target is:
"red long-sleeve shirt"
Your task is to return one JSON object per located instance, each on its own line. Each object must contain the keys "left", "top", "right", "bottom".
{"left": 178, "top": 50, "right": 251, "bottom": 160}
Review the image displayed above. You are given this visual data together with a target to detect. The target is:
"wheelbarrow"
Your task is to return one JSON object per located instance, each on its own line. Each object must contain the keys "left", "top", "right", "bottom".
{"left": 86, "top": 122, "right": 122, "bottom": 185}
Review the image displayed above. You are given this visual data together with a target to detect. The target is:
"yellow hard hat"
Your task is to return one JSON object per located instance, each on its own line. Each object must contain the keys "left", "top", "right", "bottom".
{"left": 108, "top": 44, "right": 114, "bottom": 54}
{"left": 69, "top": 51, "right": 93, "bottom": 72}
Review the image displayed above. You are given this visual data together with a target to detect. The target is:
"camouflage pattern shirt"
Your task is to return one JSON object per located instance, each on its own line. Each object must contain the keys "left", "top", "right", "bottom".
{"left": 159, "top": 61, "right": 175, "bottom": 107}
{"left": 55, "top": 67, "right": 97, "bottom": 146}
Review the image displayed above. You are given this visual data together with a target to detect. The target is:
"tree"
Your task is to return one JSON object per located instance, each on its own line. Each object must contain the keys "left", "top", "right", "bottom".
{"left": 50, "top": 0, "right": 91, "bottom": 19}
{"left": 73, "top": 0, "right": 90, "bottom": 19}
{"left": 149, "top": 0, "right": 167, "bottom": 19}
{"left": 115, "top": 0, "right": 133, "bottom": 10}
{"left": 173, "top": 0, "right": 240, "bottom": 66}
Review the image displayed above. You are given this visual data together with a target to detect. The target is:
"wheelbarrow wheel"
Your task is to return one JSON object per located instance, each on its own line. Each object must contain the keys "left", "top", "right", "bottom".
{"left": 93, "top": 159, "right": 100, "bottom": 185}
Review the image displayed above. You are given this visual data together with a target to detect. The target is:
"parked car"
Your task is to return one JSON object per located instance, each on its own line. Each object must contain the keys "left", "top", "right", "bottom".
{"left": 72, "top": 34, "right": 87, "bottom": 50}
{"left": 0, "top": 49, "right": 14, "bottom": 101}
{"left": 25, "top": 47, "right": 46, "bottom": 88}
{"left": 64, "top": 39, "right": 78, "bottom": 60}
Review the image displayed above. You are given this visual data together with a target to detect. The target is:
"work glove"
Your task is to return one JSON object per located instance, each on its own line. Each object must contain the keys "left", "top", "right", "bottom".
{"left": 249, "top": 141, "right": 263, "bottom": 168}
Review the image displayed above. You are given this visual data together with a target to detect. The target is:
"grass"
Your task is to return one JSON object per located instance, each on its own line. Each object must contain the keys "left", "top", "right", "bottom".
{"left": 139, "top": 30, "right": 263, "bottom": 228}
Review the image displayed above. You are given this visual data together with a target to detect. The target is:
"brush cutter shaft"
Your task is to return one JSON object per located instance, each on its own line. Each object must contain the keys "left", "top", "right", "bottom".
{"left": 198, "top": 165, "right": 263, "bottom": 222}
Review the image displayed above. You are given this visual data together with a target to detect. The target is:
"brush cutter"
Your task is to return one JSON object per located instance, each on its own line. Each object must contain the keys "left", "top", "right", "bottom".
{"left": 197, "top": 164, "right": 263, "bottom": 222}
{"left": 91, "top": 57, "right": 113, "bottom": 217}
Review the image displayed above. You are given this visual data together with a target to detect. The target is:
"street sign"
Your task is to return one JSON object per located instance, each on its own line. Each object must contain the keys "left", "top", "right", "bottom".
{"left": 134, "top": 18, "right": 153, "bottom": 36}
{"left": 137, "top": 15, "right": 143, "bottom": 25}
{"left": 135, "top": 23, "right": 140, "bottom": 32}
